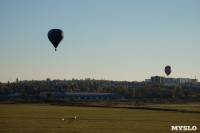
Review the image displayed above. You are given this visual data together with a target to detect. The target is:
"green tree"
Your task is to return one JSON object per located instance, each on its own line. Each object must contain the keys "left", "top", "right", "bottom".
{"left": 83, "top": 86, "right": 90, "bottom": 92}
{"left": 0, "top": 82, "right": 4, "bottom": 94}
{"left": 129, "top": 88, "right": 135, "bottom": 98}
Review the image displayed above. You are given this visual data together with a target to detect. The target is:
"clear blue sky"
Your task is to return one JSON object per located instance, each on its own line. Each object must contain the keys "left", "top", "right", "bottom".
{"left": 0, "top": 0, "right": 200, "bottom": 82}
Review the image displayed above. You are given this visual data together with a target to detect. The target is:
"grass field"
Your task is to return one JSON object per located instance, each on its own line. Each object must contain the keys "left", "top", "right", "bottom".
{"left": 0, "top": 104, "right": 199, "bottom": 133}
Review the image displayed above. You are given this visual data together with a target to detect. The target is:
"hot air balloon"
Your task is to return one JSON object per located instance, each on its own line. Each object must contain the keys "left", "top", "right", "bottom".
{"left": 48, "top": 29, "right": 64, "bottom": 51}
{"left": 165, "top": 66, "right": 171, "bottom": 76}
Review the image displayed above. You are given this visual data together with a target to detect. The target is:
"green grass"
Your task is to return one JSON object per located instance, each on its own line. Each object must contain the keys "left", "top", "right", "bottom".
{"left": 0, "top": 104, "right": 199, "bottom": 133}
{"left": 147, "top": 106, "right": 200, "bottom": 112}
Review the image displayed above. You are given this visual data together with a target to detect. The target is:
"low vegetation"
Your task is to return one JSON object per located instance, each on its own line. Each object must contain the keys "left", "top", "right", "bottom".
{"left": 0, "top": 104, "right": 199, "bottom": 133}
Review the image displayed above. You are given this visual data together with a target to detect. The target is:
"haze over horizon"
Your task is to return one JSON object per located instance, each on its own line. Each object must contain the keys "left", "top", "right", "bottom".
{"left": 1, "top": 0, "right": 200, "bottom": 83}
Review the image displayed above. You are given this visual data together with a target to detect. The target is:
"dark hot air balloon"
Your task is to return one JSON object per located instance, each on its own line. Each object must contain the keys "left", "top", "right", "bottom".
{"left": 165, "top": 66, "right": 171, "bottom": 76}
{"left": 48, "top": 29, "right": 64, "bottom": 51}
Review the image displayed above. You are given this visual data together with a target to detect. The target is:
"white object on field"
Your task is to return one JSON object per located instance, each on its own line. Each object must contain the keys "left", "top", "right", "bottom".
{"left": 61, "top": 118, "right": 64, "bottom": 121}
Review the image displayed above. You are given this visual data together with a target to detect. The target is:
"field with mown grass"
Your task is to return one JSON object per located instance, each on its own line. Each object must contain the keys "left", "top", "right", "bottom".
{"left": 0, "top": 104, "right": 199, "bottom": 133}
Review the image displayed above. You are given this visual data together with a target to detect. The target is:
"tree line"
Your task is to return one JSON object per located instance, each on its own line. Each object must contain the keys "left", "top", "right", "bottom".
{"left": 0, "top": 79, "right": 199, "bottom": 101}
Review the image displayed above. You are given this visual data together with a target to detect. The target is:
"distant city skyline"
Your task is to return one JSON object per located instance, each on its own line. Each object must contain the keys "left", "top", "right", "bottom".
{"left": 3, "top": 75, "right": 199, "bottom": 84}
{"left": 1, "top": 0, "right": 200, "bottom": 82}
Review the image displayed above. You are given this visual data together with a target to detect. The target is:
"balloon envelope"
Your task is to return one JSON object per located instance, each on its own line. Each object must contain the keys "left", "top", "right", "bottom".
{"left": 48, "top": 29, "right": 64, "bottom": 51}
{"left": 165, "top": 66, "right": 171, "bottom": 76}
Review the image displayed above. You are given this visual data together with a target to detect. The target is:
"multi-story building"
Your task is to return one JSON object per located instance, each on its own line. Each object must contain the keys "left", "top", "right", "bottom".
{"left": 190, "top": 79, "right": 198, "bottom": 83}
{"left": 166, "top": 78, "right": 176, "bottom": 84}
{"left": 151, "top": 76, "right": 166, "bottom": 84}
{"left": 176, "top": 78, "right": 197, "bottom": 84}
{"left": 150, "top": 76, "right": 198, "bottom": 86}
{"left": 145, "top": 79, "right": 151, "bottom": 82}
